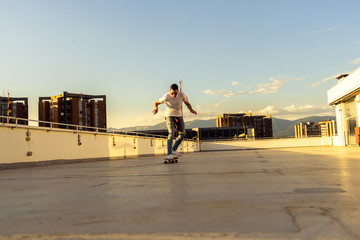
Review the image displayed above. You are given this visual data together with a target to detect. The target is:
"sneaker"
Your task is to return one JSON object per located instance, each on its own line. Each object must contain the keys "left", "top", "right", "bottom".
{"left": 172, "top": 150, "right": 181, "bottom": 157}
{"left": 165, "top": 154, "right": 174, "bottom": 160}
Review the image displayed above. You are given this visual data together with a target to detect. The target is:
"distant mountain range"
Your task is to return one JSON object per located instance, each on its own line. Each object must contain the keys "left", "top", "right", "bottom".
{"left": 120, "top": 116, "right": 336, "bottom": 137}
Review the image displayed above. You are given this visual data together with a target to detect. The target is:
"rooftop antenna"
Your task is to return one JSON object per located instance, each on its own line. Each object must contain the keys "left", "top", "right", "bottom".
{"left": 179, "top": 76, "right": 183, "bottom": 92}
{"left": 7, "top": 91, "right": 11, "bottom": 122}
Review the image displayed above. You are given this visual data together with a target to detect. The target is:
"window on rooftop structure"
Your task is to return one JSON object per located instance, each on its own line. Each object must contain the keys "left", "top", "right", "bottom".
{"left": 345, "top": 97, "right": 358, "bottom": 145}
{"left": 345, "top": 98, "right": 357, "bottom": 119}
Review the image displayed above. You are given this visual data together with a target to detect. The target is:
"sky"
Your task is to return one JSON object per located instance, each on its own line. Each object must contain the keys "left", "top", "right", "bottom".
{"left": 1, "top": 0, "right": 360, "bottom": 128}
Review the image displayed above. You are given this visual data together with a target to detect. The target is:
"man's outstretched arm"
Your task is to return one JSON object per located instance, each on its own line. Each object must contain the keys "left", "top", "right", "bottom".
{"left": 153, "top": 101, "right": 161, "bottom": 115}
{"left": 184, "top": 101, "right": 197, "bottom": 115}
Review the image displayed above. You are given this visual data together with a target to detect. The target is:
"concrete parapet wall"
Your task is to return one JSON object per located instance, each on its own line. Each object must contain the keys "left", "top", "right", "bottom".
{"left": 0, "top": 125, "right": 199, "bottom": 168}
{"left": 201, "top": 137, "right": 333, "bottom": 151}
{"left": 0, "top": 123, "right": 335, "bottom": 169}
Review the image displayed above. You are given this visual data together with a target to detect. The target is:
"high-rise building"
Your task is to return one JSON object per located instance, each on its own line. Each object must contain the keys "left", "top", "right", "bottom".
{"left": 319, "top": 120, "right": 337, "bottom": 137}
{"left": 294, "top": 122, "right": 321, "bottom": 138}
{"left": 39, "top": 92, "right": 106, "bottom": 131}
{"left": 0, "top": 96, "right": 28, "bottom": 125}
{"left": 216, "top": 113, "right": 273, "bottom": 138}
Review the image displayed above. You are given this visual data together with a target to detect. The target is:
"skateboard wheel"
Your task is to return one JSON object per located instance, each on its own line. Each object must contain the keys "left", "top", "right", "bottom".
{"left": 164, "top": 161, "right": 168, "bottom": 164}
{"left": 175, "top": 160, "right": 178, "bottom": 163}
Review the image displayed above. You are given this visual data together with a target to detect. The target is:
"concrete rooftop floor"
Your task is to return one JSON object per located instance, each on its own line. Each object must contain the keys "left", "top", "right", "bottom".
{"left": 1, "top": 146, "right": 360, "bottom": 240}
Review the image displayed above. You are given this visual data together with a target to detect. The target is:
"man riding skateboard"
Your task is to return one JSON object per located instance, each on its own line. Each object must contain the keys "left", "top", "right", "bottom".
{"left": 152, "top": 83, "right": 197, "bottom": 161}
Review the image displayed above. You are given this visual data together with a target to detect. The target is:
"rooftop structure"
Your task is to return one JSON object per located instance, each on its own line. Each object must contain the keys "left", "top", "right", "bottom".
{"left": 328, "top": 66, "right": 360, "bottom": 146}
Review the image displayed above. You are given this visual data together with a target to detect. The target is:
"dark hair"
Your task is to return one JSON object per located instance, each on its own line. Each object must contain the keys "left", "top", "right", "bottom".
{"left": 170, "top": 84, "right": 178, "bottom": 91}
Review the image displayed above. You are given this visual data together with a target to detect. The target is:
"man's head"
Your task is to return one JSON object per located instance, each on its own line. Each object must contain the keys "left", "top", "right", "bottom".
{"left": 170, "top": 84, "right": 179, "bottom": 97}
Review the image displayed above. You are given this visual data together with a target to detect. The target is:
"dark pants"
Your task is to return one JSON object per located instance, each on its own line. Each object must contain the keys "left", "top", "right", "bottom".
{"left": 166, "top": 116, "right": 185, "bottom": 155}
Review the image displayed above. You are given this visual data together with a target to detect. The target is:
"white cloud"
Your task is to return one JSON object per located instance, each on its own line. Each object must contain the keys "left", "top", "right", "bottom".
{"left": 314, "top": 25, "right": 343, "bottom": 34}
{"left": 228, "top": 105, "right": 334, "bottom": 120}
{"left": 231, "top": 81, "right": 240, "bottom": 86}
{"left": 349, "top": 57, "right": 360, "bottom": 65}
{"left": 279, "top": 105, "right": 334, "bottom": 120}
{"left": 355, "top": 41, "right": 360, "bottom": 44}
{"left": 204, "top": 77, "right": 287, "bottom": 97}
{"left": 311, "top": 74, "right": 338, "bottom": 87}
{"left": 248, "top": 77, "right": 285, "bottom": 94}
{"left": 256, "top": 105, "right": 279, "bottom": 115}
{"left": 283, "top": 104, "right": 314, "bottom": 113}
{"left": 203, "top": 89, "right": 246, "bottom": 98}
{"left": 253, "top": 105, "right": 334, "bottom": 120}
{"left": 276, "top": 76, "right": 304, "bottom": 81}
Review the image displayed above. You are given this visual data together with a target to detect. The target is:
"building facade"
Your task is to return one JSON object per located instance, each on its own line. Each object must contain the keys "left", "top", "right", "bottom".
{"left": 319, "top": 120, "right": 337, "bottom": 137}
{"left": 217, "top": 113, "right": 273, "bottom": 138}
{"left": 39, "top": 92, "right": 106, "bottom": 131}
{"left": 294, "top": 122, "right": 320, "bottom": 138}
{"left": 0, "top": 96, "right": 28, "bottom": 125}
{"left": 328, "top": 67, "right": 360, "bottom": 146}
{"left": 294, "top": 120, "right": 336, "bottom": 138}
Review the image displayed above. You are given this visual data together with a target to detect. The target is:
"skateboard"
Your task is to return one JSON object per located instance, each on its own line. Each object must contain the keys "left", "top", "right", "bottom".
{"left": 164, "top": 157, "right": 179, "bottom": 164}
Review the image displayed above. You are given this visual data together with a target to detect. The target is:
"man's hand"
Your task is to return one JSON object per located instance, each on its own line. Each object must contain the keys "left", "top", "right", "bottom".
{"left": 190, "top": 109, "right": 198, "bottom": 115}
{"left": 185, "top": 101, "right": 197, "bottom": 115}
{"left": 153, "top": 101, "right": 161, "bottom": 115}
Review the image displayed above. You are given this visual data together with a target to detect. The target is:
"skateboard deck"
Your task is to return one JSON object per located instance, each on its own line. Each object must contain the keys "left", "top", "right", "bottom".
{"left": 164, "top": 157, "right": 179, "bottom": 164}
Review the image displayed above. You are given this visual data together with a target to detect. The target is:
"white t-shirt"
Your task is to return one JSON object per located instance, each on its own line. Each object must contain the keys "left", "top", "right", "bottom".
{"left": 159, "top": 92, "right": 188, "bottom": 117}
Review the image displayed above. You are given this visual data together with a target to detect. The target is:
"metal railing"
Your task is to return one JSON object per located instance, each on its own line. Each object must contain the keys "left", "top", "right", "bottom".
{"left": 0, "top": 115, "right": 180, "bottom": 140}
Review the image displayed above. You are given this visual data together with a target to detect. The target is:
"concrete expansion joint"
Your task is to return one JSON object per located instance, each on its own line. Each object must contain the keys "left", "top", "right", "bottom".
{"left": 284, "top": 206, "right": 302, "bottom": 233}
{"left": 284, "top": 206, "right": 358, "bottom": 239}
{"left": 317, "top": 206, "right": 360, "bottom": 240}
{"left": 263, "top": 169, "right": 285, "bottom": 176}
